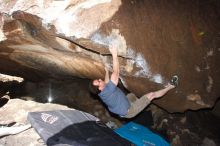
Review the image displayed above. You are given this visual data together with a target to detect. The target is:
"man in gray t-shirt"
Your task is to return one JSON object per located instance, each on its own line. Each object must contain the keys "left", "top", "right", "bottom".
{"left": 92, "top": 45, "right": 178, "bottom": 118}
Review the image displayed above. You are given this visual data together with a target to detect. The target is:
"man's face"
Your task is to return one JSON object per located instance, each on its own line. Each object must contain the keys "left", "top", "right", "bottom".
{"left": 93, "top": 79, "right": 105, "bottom": 88}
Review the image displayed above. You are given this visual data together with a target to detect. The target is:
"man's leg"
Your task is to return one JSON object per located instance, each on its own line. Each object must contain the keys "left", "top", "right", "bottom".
{"left": 127, "top": 93, "right": 138, "bottom": 103}
{"left": 124, "top": 84, "right": 175, "bottom": 118}
{"left": 124, "top": 94, "right": 150, "bottom": 118}
{"left": 146, "top": 83, "right": 175, "bottom": 101}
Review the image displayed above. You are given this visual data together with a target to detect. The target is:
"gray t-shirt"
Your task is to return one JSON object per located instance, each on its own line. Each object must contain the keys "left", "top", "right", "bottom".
{"left": 98, "top": 80, "right": 130, "bottom": 116}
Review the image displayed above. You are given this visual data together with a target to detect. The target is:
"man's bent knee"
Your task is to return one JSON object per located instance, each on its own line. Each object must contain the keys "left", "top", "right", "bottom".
{"left": 127, "top": 93, "right": 138, "bottom": 103}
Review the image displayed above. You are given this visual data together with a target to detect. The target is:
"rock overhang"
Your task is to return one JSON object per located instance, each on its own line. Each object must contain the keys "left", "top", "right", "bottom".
{"left": 0, "top": 0, "right": 220, "bottom": 112}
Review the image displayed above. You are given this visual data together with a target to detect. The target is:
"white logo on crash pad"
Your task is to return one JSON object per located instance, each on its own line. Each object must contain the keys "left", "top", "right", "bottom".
{"left": 41, "top": 113, "right": 58, "bottom": 124}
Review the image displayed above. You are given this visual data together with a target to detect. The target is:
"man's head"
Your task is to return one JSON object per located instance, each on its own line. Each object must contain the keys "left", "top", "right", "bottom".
{"left": 89, "top": 79, "right": 105, "bottom": 94}
{"left": 92, "top": 79, "right": 105, "bottom": 89}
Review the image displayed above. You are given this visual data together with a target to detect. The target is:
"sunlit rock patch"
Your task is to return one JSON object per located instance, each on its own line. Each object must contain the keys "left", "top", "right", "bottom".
{"left": 0, "top": 73, "right": 23, "bottom": 83}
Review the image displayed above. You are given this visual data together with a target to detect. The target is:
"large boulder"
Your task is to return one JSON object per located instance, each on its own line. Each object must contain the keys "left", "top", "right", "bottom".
{"left": 0, "top": 0, "right": 220, "bottom": 112}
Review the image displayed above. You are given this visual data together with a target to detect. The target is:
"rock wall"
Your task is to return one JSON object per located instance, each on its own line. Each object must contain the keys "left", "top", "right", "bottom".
{"left": 0, "top": 0, "right": 220, "bottom": 112}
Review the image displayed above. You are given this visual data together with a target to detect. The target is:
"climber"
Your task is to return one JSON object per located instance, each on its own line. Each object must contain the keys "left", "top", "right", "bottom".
{"left": 90, "top": 45, "right": 178, "bottom": 118}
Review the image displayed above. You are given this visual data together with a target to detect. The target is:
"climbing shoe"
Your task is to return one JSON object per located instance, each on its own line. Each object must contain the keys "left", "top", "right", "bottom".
{"left": 170, "top": 75, "right": 179, "bottom": 87}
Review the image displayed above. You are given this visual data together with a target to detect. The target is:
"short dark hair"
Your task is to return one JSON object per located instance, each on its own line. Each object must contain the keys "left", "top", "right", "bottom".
{"left": 88, "top": 80, "right": 100, "bottom": 94}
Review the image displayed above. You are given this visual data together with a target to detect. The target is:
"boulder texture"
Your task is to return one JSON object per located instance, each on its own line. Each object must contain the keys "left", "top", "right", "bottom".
{"left": 0, "top": 0, "right": 220, "bottom": 112}
{"left": 0, "top": 99, "right": 71, "bottom": 146}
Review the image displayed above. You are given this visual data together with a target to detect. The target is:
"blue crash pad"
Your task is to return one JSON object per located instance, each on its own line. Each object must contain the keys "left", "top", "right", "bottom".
{"left": 115, "top": 122, "right": 170, "bottom": 146}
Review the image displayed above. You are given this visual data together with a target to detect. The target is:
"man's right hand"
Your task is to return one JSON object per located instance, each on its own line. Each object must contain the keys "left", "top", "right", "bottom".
{"left": 109, "top": 44, "right": 118, "bottom": 55}
{"left": 109, "top": 42, "right": 119, "bottom": 86}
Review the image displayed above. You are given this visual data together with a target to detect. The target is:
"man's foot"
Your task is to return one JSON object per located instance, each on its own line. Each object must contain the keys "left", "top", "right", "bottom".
{"left": 170, "top": 75, "right": 179, "bottom": 87}
{"left": 165, "top": 83, "right": 175, "bottom": 89}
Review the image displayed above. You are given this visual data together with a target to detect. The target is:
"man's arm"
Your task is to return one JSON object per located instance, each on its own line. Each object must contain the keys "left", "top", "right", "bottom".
{"left": 104, "top": 66, "right": 109, "bottom": 83}
{"left": 109, "top": 47, "right": 119, "bottom": 85}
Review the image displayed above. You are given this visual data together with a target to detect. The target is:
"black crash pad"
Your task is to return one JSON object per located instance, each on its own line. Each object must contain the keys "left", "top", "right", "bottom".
{"left": 28, "top": 110, "right": 133, "bottom": 146}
